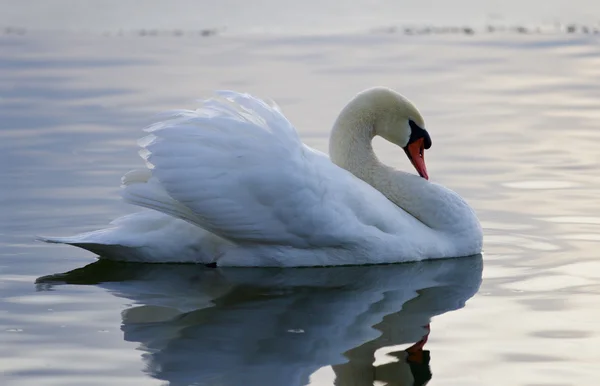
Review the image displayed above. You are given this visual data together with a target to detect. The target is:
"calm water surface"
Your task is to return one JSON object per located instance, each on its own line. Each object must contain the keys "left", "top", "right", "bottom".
{"left": 2, "top": 31, "right": 600, "bottom": 385}
{"left": 2, "top": 0, "right": 600, "bottom": 33}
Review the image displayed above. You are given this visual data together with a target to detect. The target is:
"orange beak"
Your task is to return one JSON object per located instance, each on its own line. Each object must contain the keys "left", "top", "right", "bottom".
{"left": 404, "top": 137, "right": 429, "bottom": 180}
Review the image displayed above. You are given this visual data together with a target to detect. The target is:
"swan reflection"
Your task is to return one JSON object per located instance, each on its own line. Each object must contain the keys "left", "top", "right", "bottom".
{"left": 37, "top": 255, "right": 482, "bottom": 386}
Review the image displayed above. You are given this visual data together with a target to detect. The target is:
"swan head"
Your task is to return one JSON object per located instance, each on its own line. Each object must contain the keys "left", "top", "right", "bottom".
{"left": 363, "top": 87, "right": 432, "bottom": 179}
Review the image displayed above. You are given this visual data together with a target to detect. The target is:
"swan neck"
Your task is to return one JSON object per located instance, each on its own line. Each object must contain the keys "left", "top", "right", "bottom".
{"left": 329, "top": 104, "right": 381, "bottom": 182}
{"left": 328, "top": 98, "right": 459, "bottom": 232}
{"left": 328, "top": 91, "right": 482, "bottom": 246}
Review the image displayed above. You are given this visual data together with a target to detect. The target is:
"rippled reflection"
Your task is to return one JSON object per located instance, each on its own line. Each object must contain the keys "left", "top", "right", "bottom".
{"left": 37, "top": 255, "right": 482, "bottom": 386}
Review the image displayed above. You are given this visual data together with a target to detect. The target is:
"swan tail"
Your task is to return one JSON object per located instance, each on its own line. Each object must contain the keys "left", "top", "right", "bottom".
{"left": 38, "top": 211, "right": 224, "bottom": 263}
{"left": 38, "top": 234, "right": 147, "bottom": 262}
{"left": 37, "top": 228, "right": 147, "bottom": 261}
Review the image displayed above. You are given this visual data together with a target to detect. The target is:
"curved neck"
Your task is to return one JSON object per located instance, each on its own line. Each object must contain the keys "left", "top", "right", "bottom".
{"left": 329, "top": 106, "right": 379, "bottom": 183}
{"left": 328, "top": 100, "right": 478, "bottom": 234}
{"left": 329, "top": 101, "right": 429, "bottom": 223}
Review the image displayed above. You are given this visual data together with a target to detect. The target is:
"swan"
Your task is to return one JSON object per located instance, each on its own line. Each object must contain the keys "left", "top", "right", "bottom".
{"left": 40, "top": 87, "right": 483, "bottom": 266}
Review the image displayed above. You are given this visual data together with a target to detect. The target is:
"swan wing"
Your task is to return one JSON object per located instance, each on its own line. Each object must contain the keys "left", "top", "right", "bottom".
{"left": 122, "top": 91, "right": 406, "bottom": 249}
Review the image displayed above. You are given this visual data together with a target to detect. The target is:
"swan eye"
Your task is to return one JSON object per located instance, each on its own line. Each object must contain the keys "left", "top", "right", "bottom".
{"left": 408, "top": 120, "right": 432, "bottom": 149}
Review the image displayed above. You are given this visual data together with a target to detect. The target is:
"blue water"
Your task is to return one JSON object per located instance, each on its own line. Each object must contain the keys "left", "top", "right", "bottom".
{"left": 2, "top": 17, "right": 600, "bottom": 386}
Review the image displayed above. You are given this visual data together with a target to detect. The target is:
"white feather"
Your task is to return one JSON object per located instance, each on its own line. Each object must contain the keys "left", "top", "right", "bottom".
{"left": 42, "top": 89, "right": 483, "bottom": 266}
{"left": 124, "top": 92, "right": 416, "bottom": 251}
{"left": 39, "top": 210, "right": 227, "bottom": 263}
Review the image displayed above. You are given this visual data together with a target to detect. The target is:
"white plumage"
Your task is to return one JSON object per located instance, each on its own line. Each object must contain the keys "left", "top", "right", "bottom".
{"left": 41, "top": 88, "right": 483, "bottom": 266}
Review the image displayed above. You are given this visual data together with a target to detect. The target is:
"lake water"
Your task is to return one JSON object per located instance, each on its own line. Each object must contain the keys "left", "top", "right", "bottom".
{"left": 2, "top": 3, "right": 600, "bottom": 385}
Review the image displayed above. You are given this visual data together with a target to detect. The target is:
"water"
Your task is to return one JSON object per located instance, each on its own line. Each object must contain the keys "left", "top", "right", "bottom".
{"left": 2, "top": 0, "right": 600, "bottom": 33}
{"left": 2, "top": 7, "right": 600, "bottom": 385}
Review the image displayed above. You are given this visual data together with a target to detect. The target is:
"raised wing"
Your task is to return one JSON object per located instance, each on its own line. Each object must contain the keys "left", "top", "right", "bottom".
{"left": 122, "top": 91, "right": 403, "bottom": 249}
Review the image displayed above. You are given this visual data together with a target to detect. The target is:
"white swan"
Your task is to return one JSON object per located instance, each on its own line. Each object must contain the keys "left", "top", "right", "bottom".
{"left": 41, "top": 87, "right": 483, "bottom": 266}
